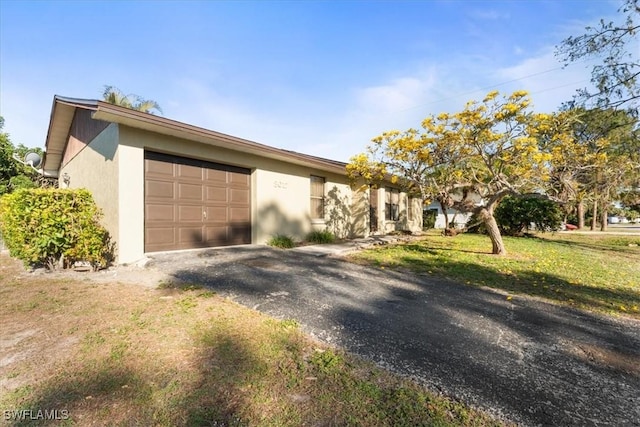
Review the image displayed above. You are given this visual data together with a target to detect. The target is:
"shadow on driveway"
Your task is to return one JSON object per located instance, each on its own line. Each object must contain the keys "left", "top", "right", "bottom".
{"left": 148, "top": 246, "right": 640, "bottom": 426}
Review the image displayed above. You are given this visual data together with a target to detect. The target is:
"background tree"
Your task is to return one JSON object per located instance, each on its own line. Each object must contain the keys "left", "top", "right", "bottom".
{"left": 102, "top": 85, "right": 163, "bottom": 114}
{"left": 348, "top": 91, "right": 555, "bottom": 256}
{"left": 0, "top": 117, "right": 39, "bottom": 195}
{"left": 576, "top": 109, "right": 638, "bottom": 230}
{"left": 556, "top": 0, "right": 639, "bottom": 116}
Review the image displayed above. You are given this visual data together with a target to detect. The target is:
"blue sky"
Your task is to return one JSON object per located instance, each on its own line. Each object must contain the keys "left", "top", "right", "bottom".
{"left": 0, "top": 0, "right": 628, "bottom": 162}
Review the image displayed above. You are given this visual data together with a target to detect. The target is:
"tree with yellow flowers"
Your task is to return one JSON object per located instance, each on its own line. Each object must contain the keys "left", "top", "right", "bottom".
{"left": 348, "top": 90, "right": 556, "bottom": 256}
{"left": 545, "top": 108, "right": 639, "bottom": 230}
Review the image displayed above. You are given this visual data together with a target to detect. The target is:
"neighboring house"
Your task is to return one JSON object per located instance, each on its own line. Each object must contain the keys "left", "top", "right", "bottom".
{"left": 423, "top": 201, "right": 473, "bottom": 229}
{"left": 43, "top": 96, "right": 422, "bottom": 264}
{"left": 423, "top": 189, "right": 484, "bottom": 229}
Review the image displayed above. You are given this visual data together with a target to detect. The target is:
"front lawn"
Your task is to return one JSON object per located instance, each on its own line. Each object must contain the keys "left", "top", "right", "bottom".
{"left": 0, "top": 254, "right": 502, "bottom": 427}
{"left": 349, "top": 232, "right": 640, "bottom": 318}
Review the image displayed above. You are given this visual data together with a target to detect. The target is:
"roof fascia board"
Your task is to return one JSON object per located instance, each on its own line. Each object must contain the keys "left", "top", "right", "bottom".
{"left": 91, "top": 102, "right": 346, "bottom": 175}
{"left": 43, "top": 96, "right": 99, "bottom": 172}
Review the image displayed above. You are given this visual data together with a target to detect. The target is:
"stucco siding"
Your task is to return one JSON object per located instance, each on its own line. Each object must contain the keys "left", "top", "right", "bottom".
{"left": 116, "top": 126, "right": 364, "bottom": 260}
{"left": 253, "top": 168, "right": 312, "bottom": 243}
{"left": 60, "top": 123, "right": 119, "bottom": 248}
{"left": 117, "top": 142, "right": 145, "bottom": 263}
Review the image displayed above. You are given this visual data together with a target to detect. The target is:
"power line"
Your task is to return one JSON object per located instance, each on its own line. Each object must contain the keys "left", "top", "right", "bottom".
{"left": 395, "top": 59, "right": 593, "bottom": 113}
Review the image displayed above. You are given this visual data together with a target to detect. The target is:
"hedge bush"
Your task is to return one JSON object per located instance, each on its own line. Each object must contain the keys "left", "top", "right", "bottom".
{"left": 494, "top": 196, "right": 563, "bottom": 236}
{"left": 0, "top": 188, "right": 114, "bottom": 270}
{"left": 466, "top": 196, "right": 563, "bottom": 236}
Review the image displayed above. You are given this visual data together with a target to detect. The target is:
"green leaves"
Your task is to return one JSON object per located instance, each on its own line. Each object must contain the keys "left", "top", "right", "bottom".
{"left": 0, "top": 189, "right": 114, "bottom": 270}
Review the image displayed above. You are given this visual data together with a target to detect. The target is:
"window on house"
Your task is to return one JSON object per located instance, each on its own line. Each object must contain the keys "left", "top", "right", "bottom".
{"left": 310, "top": 176, "right": 325, "bottom": 220}
{"left": 385, "top": 188, "right": 399, "bottom": 221}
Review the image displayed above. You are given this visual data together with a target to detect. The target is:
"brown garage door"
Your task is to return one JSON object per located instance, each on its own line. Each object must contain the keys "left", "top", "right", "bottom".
{"left": 144, "top": 151, "right": 251, "bottom": 252}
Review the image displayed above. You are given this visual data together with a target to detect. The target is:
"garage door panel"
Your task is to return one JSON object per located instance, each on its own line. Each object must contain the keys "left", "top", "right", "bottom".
{"left": 229, "top": 207, "right": 250, "bottom": 222}
{"left": 178, "top": 183, "right": 203, "bottom": 200}
{"left": 229, "top": 188, "right": 249, "bottom": 204}
{"left": 205, "top": 186, "right": 227, "bottom": 203}
{"left": 205, "top": 226, "right": 229, "bottom": 243}
{"left": 146, "top": 204, "right": 175, "bottom": 222}
{"left": 146, "top": 160, "right": 174, "bottom": 176}
{"left": 146, "top": 180, "right": 174, "bottom": 199}
{"left": 204, "top": 206, "right": 228, "bottom": 222}
{"left": 178, "top": 205, "right": 203, "bottom": 222}
{"left": 178, "top": 227, "right": 203, "bottom": 244}
{"left": 145, "top": 151, "right": 251, "bottom": 252}
{"left": 228, "top": 224, "right": 251, "bottom": 244}
{"left": 178, "top": 163, "right": 203, "bottom": 179}
{"left": 229, "top": 171, "right": 250, "bottom": 185}
{"left": 145, "top": 227, "right": 175, "bottom": 245}
{"left": 205, "top": 169, "right": 227, "bottom": 183}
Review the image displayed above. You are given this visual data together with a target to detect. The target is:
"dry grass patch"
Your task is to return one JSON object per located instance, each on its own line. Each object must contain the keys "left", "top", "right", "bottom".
{"left": 0, "top": 254, "right": 503, "bottom": 426}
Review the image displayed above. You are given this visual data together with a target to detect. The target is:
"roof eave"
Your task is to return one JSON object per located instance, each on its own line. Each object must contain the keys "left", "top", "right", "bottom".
{"left": 43, "top": 96, "right": 98, "bottom": 173}
{"left": 91, "top": 102, "right": 347, "bottom": 175}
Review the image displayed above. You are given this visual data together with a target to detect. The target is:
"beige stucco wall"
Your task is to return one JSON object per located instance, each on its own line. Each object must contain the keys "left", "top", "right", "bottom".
{"left": 61, "top": 121, "right": 419, "bottom": 263}
{"left": 116, "top": 125, "right": 367, "bottom": 263}
{"left": 60, "top": 123, "right": 120, "bottom": 247}
{"left": 117, "top": 143, "right": 145, "bottom": 263}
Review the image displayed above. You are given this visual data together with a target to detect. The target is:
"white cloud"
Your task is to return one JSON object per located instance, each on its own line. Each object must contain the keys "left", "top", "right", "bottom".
{"left": 494, "top": 49, "right": 595, "bottom": 112}
{"left": 355, "top": 73, "right": 438, "bottom": 114}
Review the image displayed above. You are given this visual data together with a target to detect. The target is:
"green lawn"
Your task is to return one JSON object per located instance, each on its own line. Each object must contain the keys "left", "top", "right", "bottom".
{"left": 349, "top": 232, "right": 640, "bottom": 318}
{"left": 0, "top": 255, "right": 503, "bottom": 427}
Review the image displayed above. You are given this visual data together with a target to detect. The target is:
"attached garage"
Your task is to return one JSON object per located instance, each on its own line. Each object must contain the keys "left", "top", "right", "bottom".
{"left": 144, "top": 151, "right": 251, "bottom": 252}
{"left": 45, "top": 96, "right": 385, "bottom": 264}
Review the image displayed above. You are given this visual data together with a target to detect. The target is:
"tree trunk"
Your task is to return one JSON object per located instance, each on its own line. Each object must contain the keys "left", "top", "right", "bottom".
{"left": 479, "top": 208, "right": 506, "bottom": 256}
{"left": 591, "top": 199, "right": 598, "bottom": 231}
{"left": 439, "top": 201, "right": 450, "bottom": 231}
{"left": 577, "top": 200, "right": 585, "bottom": 229}
{"left": 600, "top": 207, "right": 608, "bottom": 232}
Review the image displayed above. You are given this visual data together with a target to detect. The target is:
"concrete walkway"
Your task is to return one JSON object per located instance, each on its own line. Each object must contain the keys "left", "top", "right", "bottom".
{"left": 147, "top": 242, "right": 640, "bottom": 426}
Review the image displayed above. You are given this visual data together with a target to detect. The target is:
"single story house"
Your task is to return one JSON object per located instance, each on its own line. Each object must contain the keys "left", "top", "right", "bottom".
{"left": 43, "top": 96, "right": 422, "bottom": 264}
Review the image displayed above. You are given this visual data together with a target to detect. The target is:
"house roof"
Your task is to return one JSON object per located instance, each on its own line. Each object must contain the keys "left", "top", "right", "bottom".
{"left": 43, "top": 95, "right": 348, "bottom": 176}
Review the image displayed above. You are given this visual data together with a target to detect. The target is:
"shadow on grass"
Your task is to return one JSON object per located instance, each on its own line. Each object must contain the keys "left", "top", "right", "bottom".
{"left": 401, "top": 243, "right": 489, "bottom": 256}
{"left": 145, "top": 246, "right": 640, "bottom": 425}
{"left": 4, "top": 333, "right": 261, "bottom": 426}
{"left": 398, "top": 254, "right": 640, "bottom": 316}
{"left": 534, "top": 234, "right": 640, "bottom": 257}
{"left": 6, "top": 363, "right": 144, "bottom": 426}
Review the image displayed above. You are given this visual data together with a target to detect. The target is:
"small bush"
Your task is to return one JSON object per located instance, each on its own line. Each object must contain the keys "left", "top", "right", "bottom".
{"left": 267, "top": 234, "right": 295, "bottom": 248}
{"left": 0, "top": 188, "right": 114, "bottom": 269}
{"left": 306, "top": 230, "right": 335, "bottom": 244}
{"left": 495, "top": 196, "right": 563, "bottom": 236}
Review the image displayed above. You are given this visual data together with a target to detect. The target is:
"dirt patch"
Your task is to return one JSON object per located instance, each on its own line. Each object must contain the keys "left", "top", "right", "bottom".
{"left": 566, "top": 341, "right": 640, "bottom": 376}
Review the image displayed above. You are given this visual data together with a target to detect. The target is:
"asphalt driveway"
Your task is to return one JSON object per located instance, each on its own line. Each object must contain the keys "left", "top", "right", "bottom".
{"left": 148, "top": 246, "right": 640, "bottom": 426}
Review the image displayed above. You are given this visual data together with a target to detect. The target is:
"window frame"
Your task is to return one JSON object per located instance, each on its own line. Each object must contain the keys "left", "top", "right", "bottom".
{"left": 310, "top": 175, "right": 326, "bottom": 221}
{"left": 385, "top": 187, "right": 400, "bottom": 221}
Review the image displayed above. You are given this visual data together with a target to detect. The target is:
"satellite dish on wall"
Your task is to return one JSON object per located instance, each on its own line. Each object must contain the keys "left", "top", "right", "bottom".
{"left": 25, "top": 152, "right": 42, "bottom": 168}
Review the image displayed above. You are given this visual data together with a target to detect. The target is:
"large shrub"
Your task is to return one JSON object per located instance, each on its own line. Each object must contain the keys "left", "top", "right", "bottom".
{"left": 422, "top": 209, "right": 437, "bottom": 230}
{"left": 0, "top": 188, "right": 114, "bottom": 269}
{"left": 494, "top": 196, "right": 563, "bottom": 236}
